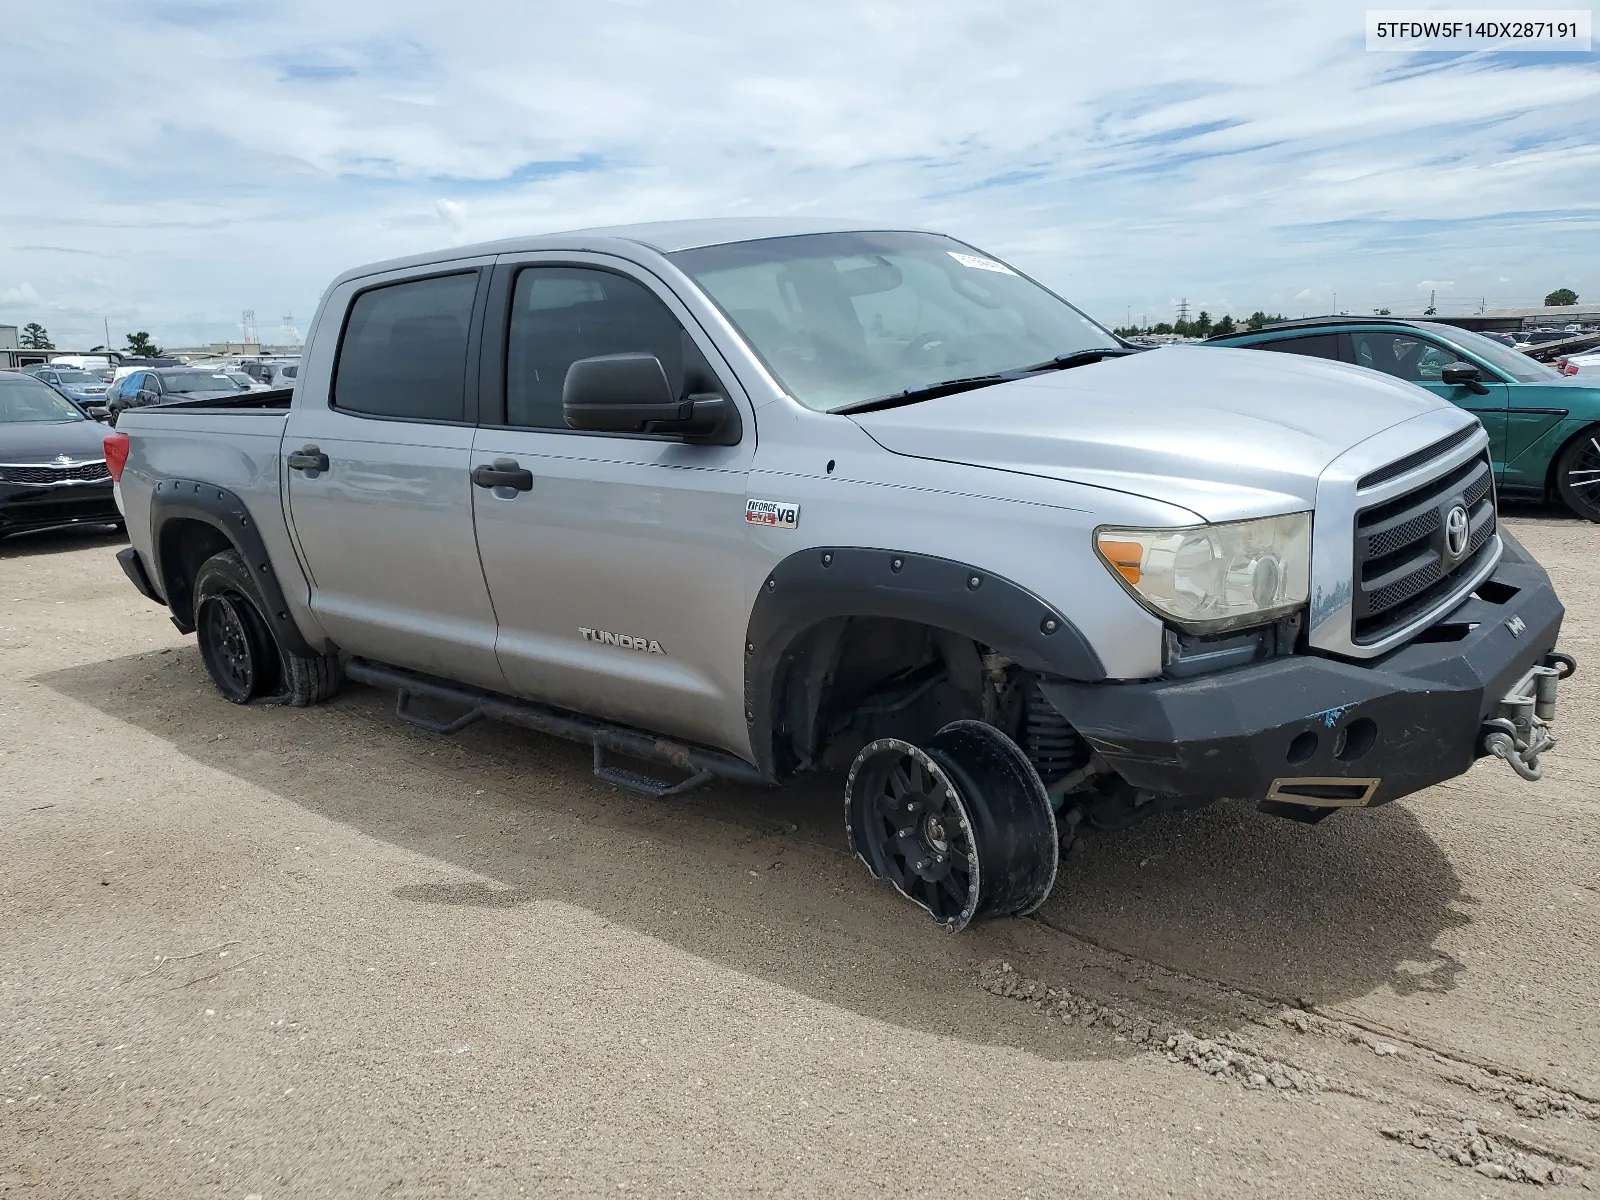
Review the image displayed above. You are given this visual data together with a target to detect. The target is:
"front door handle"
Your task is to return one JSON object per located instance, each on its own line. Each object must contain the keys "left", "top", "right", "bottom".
{"left": 471, "top": 458, "right": 534, "bottom": 492}
{"left": 287, "top": 445, "right": 329, "bottom": 472}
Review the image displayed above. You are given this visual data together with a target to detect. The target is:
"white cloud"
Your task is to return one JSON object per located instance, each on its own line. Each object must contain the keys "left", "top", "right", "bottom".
{"left": 435, "top": 198, "right": 466, "bottom": 240}
{"left": 2, "top": 282, "right": 42, "bottom": 305}
{"left": 0, "top": 0, "right": 1595, "bottom": 344}
{"left": 1417, "top": 280, "right": 1457, "bottom": 292}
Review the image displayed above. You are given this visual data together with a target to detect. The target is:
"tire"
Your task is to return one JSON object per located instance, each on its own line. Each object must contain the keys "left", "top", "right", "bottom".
{"left": 1554, "top": 425, "right": 1600, "bottom": 522}
{"left": 192, "top": 548, "right": 341, "bottom": 706}
{"left": 845, "top": 720, "right": 1058, "bottom": 930}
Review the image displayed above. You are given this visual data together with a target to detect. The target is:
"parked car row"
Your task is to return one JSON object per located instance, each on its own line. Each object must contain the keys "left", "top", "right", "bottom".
{"left": 21, "top": 364, "right": 114, "bottom": 416}
{"left": 103, "top": 368, "right": 253, "bottom": 424}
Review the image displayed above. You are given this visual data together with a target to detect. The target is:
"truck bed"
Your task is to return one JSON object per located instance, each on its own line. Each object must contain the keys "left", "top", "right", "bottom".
{"left": 126, "top": 387, "right": 295, "bottom": 413}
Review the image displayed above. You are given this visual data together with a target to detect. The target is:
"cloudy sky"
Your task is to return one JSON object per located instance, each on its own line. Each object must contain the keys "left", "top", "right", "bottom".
{"left": 2, "top": 0, "right": 1596, "bottom": 348}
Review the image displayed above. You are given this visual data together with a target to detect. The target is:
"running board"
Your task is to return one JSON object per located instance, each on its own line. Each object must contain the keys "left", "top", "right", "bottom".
{"left": 343, "top": 659, "right": 770, "bottom": 790}
{"left": 592, "top": 744, "right": 714, "bottom": 798}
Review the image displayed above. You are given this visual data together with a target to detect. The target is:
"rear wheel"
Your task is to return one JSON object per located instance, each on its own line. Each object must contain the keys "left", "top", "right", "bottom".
{"left": 1555, "top": 425, "right": 1600, "bottom": 522}
{"left": 192, "top": 549, "right": 342, "bottom": 706}
{"left": 845, "top": 721, "right": 1057, "bottom": 930}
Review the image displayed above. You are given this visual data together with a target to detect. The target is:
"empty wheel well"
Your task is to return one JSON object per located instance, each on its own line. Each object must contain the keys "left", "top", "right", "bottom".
{"left": 157, "top": 518, "right": 236, "bottom": 629}
{"left": 767, "top": 617, "right": 1009, "bottom": 778}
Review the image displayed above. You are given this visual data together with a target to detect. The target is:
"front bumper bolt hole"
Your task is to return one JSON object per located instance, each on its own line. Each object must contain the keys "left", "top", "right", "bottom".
{"left": 1287, "top": 730, "right": 1318, "bottom": 764}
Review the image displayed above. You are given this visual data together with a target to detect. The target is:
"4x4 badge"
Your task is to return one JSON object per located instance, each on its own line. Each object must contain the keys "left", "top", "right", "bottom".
{"left": 1506, "top": 616, "right": 1526, "bottom": 638}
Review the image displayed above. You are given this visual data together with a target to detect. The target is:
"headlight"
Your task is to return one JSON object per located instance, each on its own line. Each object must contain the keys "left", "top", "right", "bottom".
{"left": 1095, "top": 513, "right": 1311, "bottom": 633}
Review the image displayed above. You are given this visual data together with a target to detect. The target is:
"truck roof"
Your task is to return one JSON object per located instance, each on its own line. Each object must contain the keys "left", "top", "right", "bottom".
{"left": 327, "top": 217, "right": 929, "bottom": 291}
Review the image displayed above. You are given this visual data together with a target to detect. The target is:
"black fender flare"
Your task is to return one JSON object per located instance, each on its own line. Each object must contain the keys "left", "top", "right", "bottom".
{"left": 147, "top": 478, "right": 320, "bottom": 658}
{"left": 743, "top": 546, "right": 1105, "bottom": 778}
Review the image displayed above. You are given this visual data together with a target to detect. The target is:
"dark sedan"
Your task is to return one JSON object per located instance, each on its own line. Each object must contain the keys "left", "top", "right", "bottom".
{"left": 106, "top": 367, "right": 245, "bottom": 424}
{"left": 0, "top": 373, "right": 121, "bottom": 539}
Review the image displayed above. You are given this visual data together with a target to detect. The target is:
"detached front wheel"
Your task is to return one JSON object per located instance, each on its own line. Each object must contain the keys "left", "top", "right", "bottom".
{"left": 845, "top": 721, "right": 1058, "bottom": 931}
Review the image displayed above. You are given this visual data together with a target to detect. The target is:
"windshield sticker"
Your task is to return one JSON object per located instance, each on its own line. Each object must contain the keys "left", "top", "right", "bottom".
{"left": 746, "top": 499, "right": 800, "bottom": 530}
{"left": 947, "top": 251, "right": 1017, "bottom": 276}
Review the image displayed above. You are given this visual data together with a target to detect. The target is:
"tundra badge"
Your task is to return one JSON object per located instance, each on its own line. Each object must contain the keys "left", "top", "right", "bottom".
{"left": 579, "top": 627, "right": 665, "bottom": 654}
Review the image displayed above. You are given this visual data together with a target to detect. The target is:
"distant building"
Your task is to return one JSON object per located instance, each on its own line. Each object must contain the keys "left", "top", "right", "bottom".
{"left": 0, "top": 324, "right": 18, "bottom": 350}
{"left": 1419, "top": 303, "right": 1600, "bottom": 334}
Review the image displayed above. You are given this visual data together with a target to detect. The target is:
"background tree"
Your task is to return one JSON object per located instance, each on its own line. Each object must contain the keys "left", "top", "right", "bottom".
{"left": 1192, "top": 311, "right": 1214, "bottom": 338}
{"left": 1212, "top": 314, "right": 1236, "bottom": 337}
{"left": 19, "top": 322, "right": 54, "bottom": 349}
{"left": 124, "top": 331, "right": 164, "bottom": 357}
{"left": 1545, "top": 288, "right": 1578, "bottom": 307}
{"left": 1374, "top": 307, "right": 1392, "bottom": 316}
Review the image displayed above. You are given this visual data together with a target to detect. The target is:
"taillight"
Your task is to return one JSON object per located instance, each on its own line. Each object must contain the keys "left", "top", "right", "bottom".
{"left": 104, "top": 432, "right": 131, "bottom": 481}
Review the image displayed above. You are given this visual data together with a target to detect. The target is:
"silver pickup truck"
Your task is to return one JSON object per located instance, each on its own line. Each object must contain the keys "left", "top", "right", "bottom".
{"left": 105, "top": 218, "right": 1576, "bottom": 930}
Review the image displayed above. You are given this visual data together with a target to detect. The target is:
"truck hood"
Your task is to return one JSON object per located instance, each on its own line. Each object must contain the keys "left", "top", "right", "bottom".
{"left": 850, "top": 346, "right": 1455, "bottom": 523}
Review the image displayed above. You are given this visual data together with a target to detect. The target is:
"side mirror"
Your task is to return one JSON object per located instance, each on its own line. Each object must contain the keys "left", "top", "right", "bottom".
{"left": 1441, "top": 361, "right": 1490, "bottom": 394}
{"left": 563, "top": 353, "right": 738, "bottom": 443}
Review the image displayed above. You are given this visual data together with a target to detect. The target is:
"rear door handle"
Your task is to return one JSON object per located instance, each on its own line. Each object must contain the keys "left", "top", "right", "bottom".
{"left": 472, "top": 458, "right": 534, "bottom": 492}
{"left": 287, "top": 445, "right": 329, "bottom": 472}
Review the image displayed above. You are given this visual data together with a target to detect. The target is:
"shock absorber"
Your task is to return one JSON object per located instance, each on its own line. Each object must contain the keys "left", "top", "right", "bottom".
{"left": 1024, "top": 680, "right": 1084, "bottom": 786}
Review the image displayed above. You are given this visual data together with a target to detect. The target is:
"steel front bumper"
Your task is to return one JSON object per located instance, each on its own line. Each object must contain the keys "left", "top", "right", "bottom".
{"left": 1039, "top": 532, "right": 1571, "bottom": 810}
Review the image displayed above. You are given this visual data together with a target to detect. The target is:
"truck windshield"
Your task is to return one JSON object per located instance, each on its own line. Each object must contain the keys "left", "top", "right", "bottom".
{"left": 671, "top": 231, "right": 1117, "bottom": 413}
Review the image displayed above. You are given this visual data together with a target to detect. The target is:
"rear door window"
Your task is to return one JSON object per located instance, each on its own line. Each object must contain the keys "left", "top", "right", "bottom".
{"left": 333, "top": 272, "right": 478, "bottom": 422}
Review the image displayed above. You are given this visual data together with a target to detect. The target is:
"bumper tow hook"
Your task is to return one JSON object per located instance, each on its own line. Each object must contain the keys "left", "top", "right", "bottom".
{"left": 1480, "top": 652, "right": 1577, "bottom": 782}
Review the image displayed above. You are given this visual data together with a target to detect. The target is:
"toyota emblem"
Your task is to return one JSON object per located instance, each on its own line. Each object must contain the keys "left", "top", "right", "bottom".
{"left": 1444, "top": 503, "right": 1470, "bottom": 558}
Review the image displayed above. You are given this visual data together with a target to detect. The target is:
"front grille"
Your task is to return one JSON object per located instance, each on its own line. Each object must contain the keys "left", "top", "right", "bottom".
{"left": 1351, "top": 452, "right": 1495, "bottom": 644}
{"left": 0, "top": 461, "right": 111, "bottom": 485}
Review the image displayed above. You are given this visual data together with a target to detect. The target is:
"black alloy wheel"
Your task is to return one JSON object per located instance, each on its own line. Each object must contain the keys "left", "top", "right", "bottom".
{"left": 197, "top": 593, "right": 267, "bottom": 703}
{"left": 846, "top": 721, "right": 1058, "bottom": 931}
{"left": 1556, "top": 429, "right": 1600, "bottom": 522}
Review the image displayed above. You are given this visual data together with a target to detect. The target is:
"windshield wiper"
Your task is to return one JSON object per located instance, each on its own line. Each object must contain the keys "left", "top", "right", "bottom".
{"left": 832, "top": 346, "right": 1142, "bottom": 416}
{"left": 831, "top": 372, "right": 1017, "bottom": 415}
{"left": 1016, "top": 346, "right": 1142, "bottom": 373}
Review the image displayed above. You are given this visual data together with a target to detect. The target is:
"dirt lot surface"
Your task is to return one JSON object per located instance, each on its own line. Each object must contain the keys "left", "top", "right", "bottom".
{"left": 2, "top": 513, "right": 1597, "bottom": 1198}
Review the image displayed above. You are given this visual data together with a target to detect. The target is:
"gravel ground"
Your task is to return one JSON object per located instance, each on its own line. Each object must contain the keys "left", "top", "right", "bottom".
{"left": 2, "top": 512, "right": 1596, "bottom": 1198}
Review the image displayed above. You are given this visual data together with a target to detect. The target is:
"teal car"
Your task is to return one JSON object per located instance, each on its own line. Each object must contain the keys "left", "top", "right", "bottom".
{"left": 1209, "top": 318, "right": 1600, "bottom": 522}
